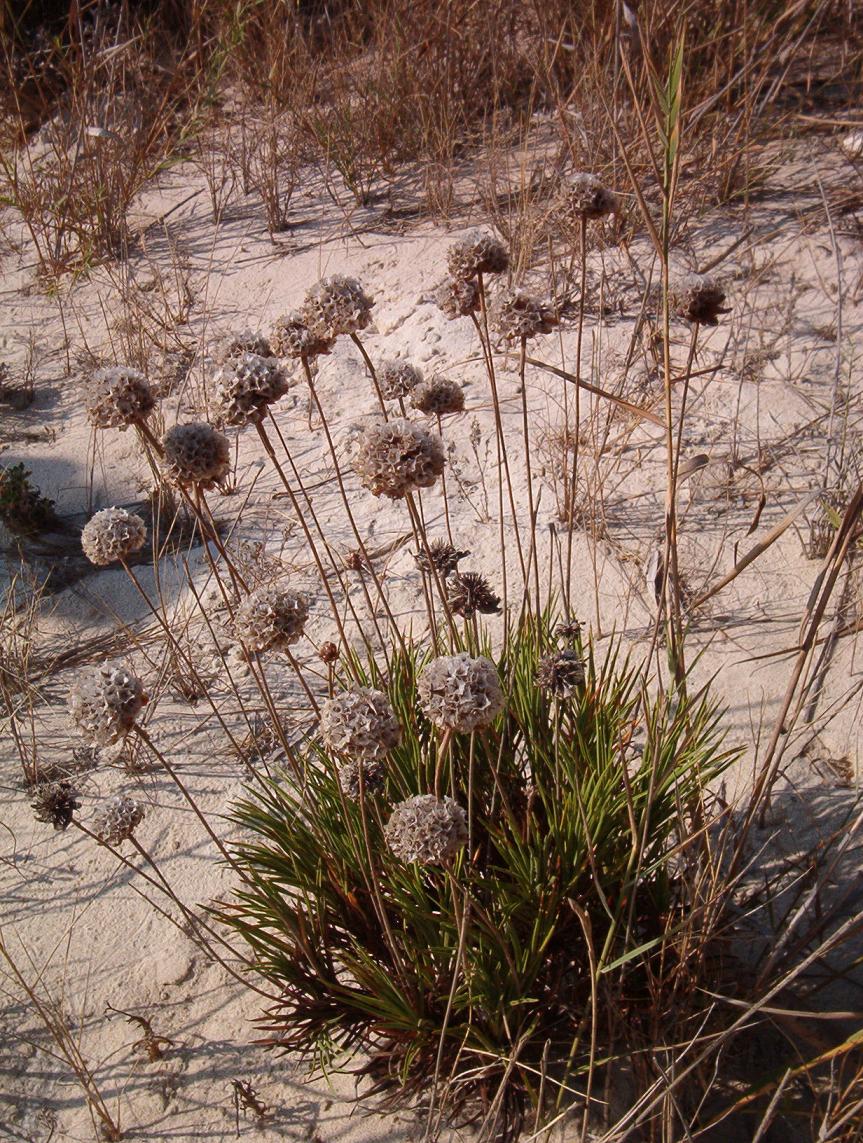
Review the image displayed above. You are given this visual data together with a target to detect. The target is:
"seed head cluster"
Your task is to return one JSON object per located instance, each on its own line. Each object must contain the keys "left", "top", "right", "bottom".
{"left": 418, "top": 653, "right": 505, "bottom": 733}
{"left": 671, "top": 275, "right": 730, "bottom": 326}
{"left": 31, "top": 779, "right": 81, "bottom": 831}
{"left": 436, "top": 276, "right": 480, "bottom": 319}
{"left": 562, "top": 173, "right": 619, "bottom": 220}
{"left": 536, "top": 650, "right": 585, "bottom": 698}
{"left": 92, "top": 795, "right": 145, "bottom": 846}
{"left": 86, "top": 366, "right": 155, "bottom": 430}
{"left": 385, "top": 794, "right": 468, "bottom": 865}
{"left": 414, "top": 540, "right": 470, "bottom": 577}
{"left": 377, "top": 359, "right": 422, "bottom": 400}
{"left": 69, "top": 664, "right": 147, "bottom": 747}
{"left": 234, "top": 585, "right": 309, "bottom": 653}
{"left": 446, "top": 572, "right": 501, "bottom": 619}
{"left": 492, "top": 290, "right": 558, "bottom": 342}
{"left": 301, "top": 276, "right": 374, "bottom": 340}
{"left": 81, "top": 507, "right": 146, "bottom": 566}
{"left": 162, "top": 422, "right": 231, "bottom": 489}
{"left": 447, "top": 231, "right": 509, "bottom": 281}
{"left": 211, "top": 352, "right": 289, "bottom": 427}
{"left": 319, "top": 687, "right": 401, "bottom": 762}
{"left": 213, "top": 328, "right": 273, "bottom": 364}
{"left": 411, "top": 376, "right": 464, "bottom": 417}
{"left": 337, "top": 758, "right": 386, "bottom": 800}
{"left": 271, "top": 312, "right": 334, "bottom": 360}
{"left": 353, "top": 418, "right": 445, "bottom": 499}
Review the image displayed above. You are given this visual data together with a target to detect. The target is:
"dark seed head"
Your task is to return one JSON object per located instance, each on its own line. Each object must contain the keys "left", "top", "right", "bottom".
{"left": 414, "top": 540, "right": 470, "bottom": 577}
{"left": 536, "top": 650, "right": 586, "bottom": 699}
{"left": 447, "top": 571, "right": 501, "bottom": 619}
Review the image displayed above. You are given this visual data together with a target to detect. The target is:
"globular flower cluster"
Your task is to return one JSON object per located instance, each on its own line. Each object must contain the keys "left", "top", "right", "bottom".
{"left": 162, "top": 423, "right": 231, "bottom": 489}
{"left": 271, "top": 312, "right": 334, "bottom": 361}
{"left": 562, "top": 173, "right": 619, "bottom": 220}
{"left": 68, "top": 664, "right": 147, "bottom": 747}
{"left": 418, "top": 653, "right": 504, "bottom": 733}
{"left": 81, "top": 507, "right": 146, "bottom": 566}
{"left": 301, "top": 276, "right": 374, "bottom": 340}
{"left": 671, "top": 274, "right": 730, "bottom": 326}
{"left": 234, "top": 585, "right": 309, "bottom": 653}
{"left": 385, "top": 794, "right": 468, "bottom": 865}
{"left": 492, "top": 290, "right": 558, "bottom": 342}
{"left": 92, "top": 794, "right": 145, "bottom": 846}
{"left": 414, "top": 540, "right": 469, "bottom": 577}
{"left": 377, "top": 359, "right": 422, "bottom": 401}
{"left": 86, "top": 366, "right": 155, "bottom": 430}
{"left": 446, "top": 572, "right": 501, "bottom": 619}
{"left": 211, "top": 352, "right": 289, "bottom": 427}
{"left": 213, "top": 328, "right": 273, "bottom": 364}
{"left": 337, "top": 758, "right": 386, "bottom": 800}
{"left": 447, "top": 231, "right": 509, "bottom": 281}
{"left": 353, "top": 418, "right": 445, "bottom": 499}
{"left": 31, "top": 779, "right": 81, "bottom": 831}
{"left": 436, "top": 276, "right": 480, "bottom": 320}
{"left": 319, "top": 687, "right": 401, "bottom": 762}
{"left": 411, "top": 377, "right": 464, "bottom": 417}
{"left": 536, "top": 650, "right": 585, "bottom": 698}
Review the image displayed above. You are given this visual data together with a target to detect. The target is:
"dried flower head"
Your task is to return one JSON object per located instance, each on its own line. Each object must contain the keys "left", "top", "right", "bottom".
{"left": 536, "top": 650, "right": 585, "bottom": 698}
{"left": 271, "top": 312, "right": 334, "bottom": 360}
{"left": 414, "top": 540, "right": 469, "bottom": 577}
{"left": 447, "top": 230, "right": 509, "bottom": 281}
{"left": 211, "top": 352, "right": 289, "bottom": 427}
{"left": 318, "top": 641, "right": 340, "bottom": 664}
{"left": 319, "top": 687, "right": 401, "bottom": 762}
{"left": 671, "top": 274, "right": 730, "bottom": 326}
{"left": 86, "top": 366, "right": 155, "bottom": 430}
{"left": 353, "top": 418, "right": 445, "bottom": 499}
{"left": 436, "top": 276, "right": 480, "bottom": 319}
{"left": 234, "top": 585, "right": 309, "bottom": 653}
{"left": 81, "top": 507, "right": 146, "bottom": 566}
{"left": 213, "top": 328, "right": 273, "bottom": 364}
{"left": 31, "top": 779, "right": 80, "bottom": 831}
{"left": 411, "top": 376, "right": 465, "bottom": 417}
{"left": 377, "top": 359, "right": 422, "bottom": 400}
{"left": 92, "top": 794, "right": 145, "bottom": 846}
{"left": 418, "top": 653, "right": 505, "bottom": 733}
{"left": 162, "top": 422, "right": 231, "bottom": 489}
{"left": 555, "top": 618, "right": 583, "bottom": 643}
{"left": 446, "top": 572, "right": 501, "bottom": 618}
{"left": 337, "top": 757, "right": 386, "bottom": 800}
{"left": 385, "top": 794, "right": 468, "bottom": 865}
{"left": 492, "top": 289, "right": 558, "bottom": 341}
{"left": 562, "top": 173, "right": 619, "bottom": 220}
{"left": 301, "top": 276, "right": 374, "bottom": 340}
{"left": 69, "top": 664, "right": 147, "bottom": 746}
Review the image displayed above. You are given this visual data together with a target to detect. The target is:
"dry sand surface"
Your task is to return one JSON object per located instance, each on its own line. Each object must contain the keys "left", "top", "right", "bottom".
{"left": 2, "top": 132, "right": 863, "bottom": 1141}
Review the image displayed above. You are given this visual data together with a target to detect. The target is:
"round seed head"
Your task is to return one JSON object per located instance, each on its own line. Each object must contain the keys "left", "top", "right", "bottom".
{"left": 536, "top": 650, "right": 585, "bottom": 698}
{"left": 562, "top": 173, "right": 619, "bottom": 220}
{"left": 671, "top": 274, "right": 730, "bottom": 326}
{"left": 319, "top": 687, "right": 401, "bottom": 762}
{"left": 212, "top": 328, "right": 273, "bottom": 364}
{"left": 418, "top": 653, "right": 505, "bottom": 733}
{"left": 447, "top": 230, "right": 509, "bottom": 281}
{"left": 410, "top": 376, "right": 464, "bottom": 417}
{"left": 234, "top": 585, "right": 309, "bottom": 653}
{"left": 377, "top": 359, "right": 423, "bottom": 400}
{"left": 555, "top": 618, "right": 583, "bottom": 643}
{"left": 492, "top": 289, "right": 558, "bottom": 341}
{"left": 318, "top": 641, "right": 340, "bottom": 664}
{"left": 414, "top": 540, "right": 470, "bottom": 577}
{"left": 301, "top": 275, "right": 374, "bottom": 340}
{"left": 353, "top": 417, "right": 445, "bottom": 499}
{"left": 337, "top": 757, "right": 386, "bottom": 800}
{"left": 446, "top": 571, "right": 501, "bottom": 618}
{"left": 92, "top": 794, "right": 145, "bottom": 846}
{"left": 385, "top": 794, "right": 468, "bottom": 865}
{"left": 31, "top": 779, "right": 80, "bottom": 831}
{"left": 271, "top": 312, "right": 334, "bottom": 360}
{"left": 436, "top": 276, "right": 480, "bottom": 319}
{"left": 162, "top": 422, "right": 231, "bottom": 489}
{"left": 211, "top": 352, "right": 289, "bottom": 427}
{"left": 86, "top": 366, "right": 155, "bottom": 430}
{"left": 69, "top": 664, "right": 147, "bottom": 747}
{"left": 81, "top": 507, "right": 146, "bottom": 566}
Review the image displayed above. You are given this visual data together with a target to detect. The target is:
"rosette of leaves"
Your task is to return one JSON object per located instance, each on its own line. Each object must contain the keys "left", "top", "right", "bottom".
{"left": 220, "top": 617, "right": 736, "bottom": 1139}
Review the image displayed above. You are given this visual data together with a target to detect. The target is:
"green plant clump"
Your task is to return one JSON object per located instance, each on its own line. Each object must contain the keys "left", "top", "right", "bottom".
{"left": 221, "top": 617, "right": 736, "bottom": 1138}
{"left": 0, "top": 463, "right": 56, "bottom": 536}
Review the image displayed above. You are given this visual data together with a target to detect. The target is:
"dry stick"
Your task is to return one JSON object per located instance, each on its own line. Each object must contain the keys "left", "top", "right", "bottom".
{"left": 404, "top": 491, "right": 460, "bottom": 647}
{"left": 436, "top": 412, "right": 456, "bottom": 545}
{"left": 521, "top": 357, "right": 664, "bottom": 427}
{"left": 194, "top": 487, "right": 249, "bottom": 594}
{"left": 517, "top": 336, "right": 542, "bottom": 621}
{"left": 132, "top": 722, "right": 241, "bottom": 874}
{"left": 173, "top": 481, "right": 240, "bottom": 610}
{"left": 349, "top": 332, "right": 388, "bottom": 417}
{"left": 564, "top": 212, "right": 588, "bottom": 614}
